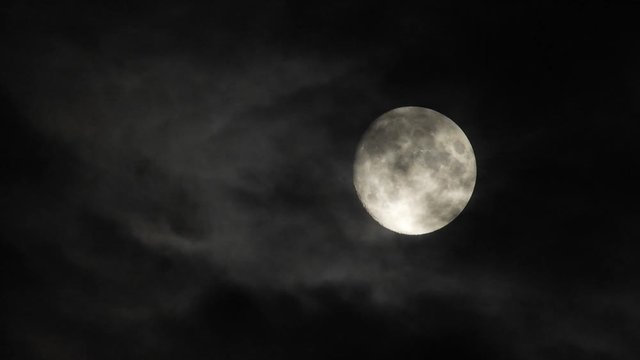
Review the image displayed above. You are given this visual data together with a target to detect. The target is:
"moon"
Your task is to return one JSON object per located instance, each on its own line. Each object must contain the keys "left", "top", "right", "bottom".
{"left": 353, "top": 106, "right": 476, "bottom": 235}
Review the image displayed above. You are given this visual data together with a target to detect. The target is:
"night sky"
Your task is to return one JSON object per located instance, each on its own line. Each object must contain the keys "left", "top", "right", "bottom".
{"left": 2, "top": 1, "right": 639, "bottom": 359}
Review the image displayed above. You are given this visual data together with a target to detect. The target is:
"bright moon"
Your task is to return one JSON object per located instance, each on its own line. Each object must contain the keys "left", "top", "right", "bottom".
{"left": 354, "top": 106, "right": 476, "bottom": 235}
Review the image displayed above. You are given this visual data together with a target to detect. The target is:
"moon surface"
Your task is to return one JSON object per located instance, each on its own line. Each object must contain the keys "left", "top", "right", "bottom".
{"left": 354, "top": 106, "right": 476, "bottom": 235}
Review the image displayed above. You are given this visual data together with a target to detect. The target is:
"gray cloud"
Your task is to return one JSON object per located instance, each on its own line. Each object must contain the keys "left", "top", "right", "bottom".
{"left": 2, "top": 3, "right": 639, "bottom": 359}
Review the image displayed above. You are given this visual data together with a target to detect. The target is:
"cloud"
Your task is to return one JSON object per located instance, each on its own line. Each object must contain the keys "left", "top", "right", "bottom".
{"left": 2, "top": 2, "right": 639, "bottom": 359}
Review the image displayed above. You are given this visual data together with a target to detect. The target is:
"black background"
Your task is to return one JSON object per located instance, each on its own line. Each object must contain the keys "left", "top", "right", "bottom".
{"left": 1, "top": 1, "right": 639, "bottom": 359}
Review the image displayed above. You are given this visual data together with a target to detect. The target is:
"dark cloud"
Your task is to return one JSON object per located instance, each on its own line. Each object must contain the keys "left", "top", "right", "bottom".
{"left": 2, "top": 1, "right": 640, "bottom": 359}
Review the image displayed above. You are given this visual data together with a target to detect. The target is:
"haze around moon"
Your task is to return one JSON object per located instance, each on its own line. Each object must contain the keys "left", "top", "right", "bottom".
{"left": 354, "top": 106, "right": 476, "bottom": 235}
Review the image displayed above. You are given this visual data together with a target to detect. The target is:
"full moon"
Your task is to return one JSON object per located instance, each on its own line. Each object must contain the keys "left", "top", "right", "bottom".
{"left": 354, "top": 106, "right": 476, "bottom": 235}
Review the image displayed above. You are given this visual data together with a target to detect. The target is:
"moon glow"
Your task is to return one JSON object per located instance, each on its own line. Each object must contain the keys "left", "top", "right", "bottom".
{"left": 354, "top": 106, "right": 476, "bottom": 235}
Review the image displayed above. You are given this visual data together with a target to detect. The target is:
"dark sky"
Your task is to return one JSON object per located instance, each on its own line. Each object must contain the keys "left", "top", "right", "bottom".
{"left": 1, "top": 1, "right": 639, "bottom": 359}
